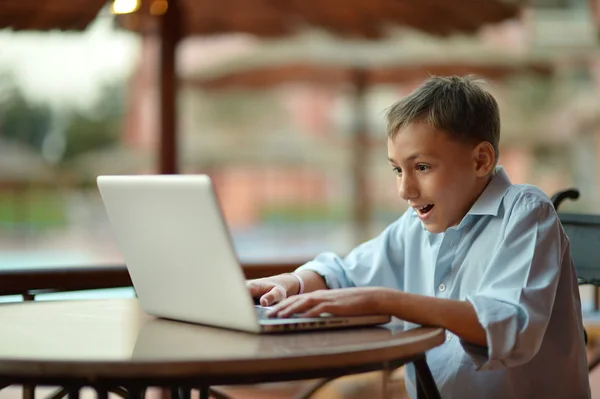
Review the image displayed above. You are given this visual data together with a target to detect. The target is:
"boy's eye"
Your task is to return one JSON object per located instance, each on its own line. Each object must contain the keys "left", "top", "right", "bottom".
{"left": 392, "top": 167, "right": 402, "bottom": 175}
{"left": 416, "top": 164, "right": 430, "bottom": 172}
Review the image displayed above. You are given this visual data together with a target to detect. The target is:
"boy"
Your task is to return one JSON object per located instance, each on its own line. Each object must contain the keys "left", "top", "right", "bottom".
{"left": 247, "top": 76, "right": 590, "bottom": 398}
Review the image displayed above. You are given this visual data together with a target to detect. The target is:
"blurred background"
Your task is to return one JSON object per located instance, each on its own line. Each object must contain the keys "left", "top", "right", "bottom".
{"left": 3, "top": 0, "right": 600, "bottom": 398}
{"left": 1, "top": 0, "right": 599, "bottom": 285}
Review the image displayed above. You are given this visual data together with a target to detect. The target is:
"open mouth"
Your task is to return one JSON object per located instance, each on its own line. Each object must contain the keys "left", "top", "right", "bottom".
{"left": 416, "top": 204, "right": 434, "bottom": 216}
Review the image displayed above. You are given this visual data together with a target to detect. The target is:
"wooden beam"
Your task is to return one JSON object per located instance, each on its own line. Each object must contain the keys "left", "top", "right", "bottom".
{"left": 0, "top": 262, "right": 302, "bottom": 296}
{"left": 159, "top": 0, "right": 180, "bottom": 174}
{"left": 591, "top": 0, "right": 600, "bottom": 31}
{"left": 0, "top": 1, "right": 104, "bottom": 13}
{"left": 384, "top": 0, "right": 456, "bottom": 36}
{"left": 351, "top": 69, "right": 371, "bottom": 244}
{"left": 185, "top": 0, "right": 294, "bottom": 37}
{"left": 188, "top": 64, "right": 350, "bottom": 91}
{"left": 188, "top": 62, "right": 553, "bottom": 93}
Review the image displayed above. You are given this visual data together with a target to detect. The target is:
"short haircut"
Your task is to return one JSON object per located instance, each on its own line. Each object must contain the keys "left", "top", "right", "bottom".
{"left": 386, "top": 75, "right": 500, "bottom": 162}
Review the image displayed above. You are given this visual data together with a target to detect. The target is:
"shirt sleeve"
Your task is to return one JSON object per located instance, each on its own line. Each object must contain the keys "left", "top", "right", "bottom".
{"left": 465, "top": 197, "right": 565, "bottom": 370}
{"left": 296, "top": 211, "right": 409, "bottom": 289}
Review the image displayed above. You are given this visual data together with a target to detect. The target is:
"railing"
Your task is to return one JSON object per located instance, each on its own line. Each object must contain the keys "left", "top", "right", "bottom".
{"left": 0, "top": 261, "right": 302, "bottom": 301}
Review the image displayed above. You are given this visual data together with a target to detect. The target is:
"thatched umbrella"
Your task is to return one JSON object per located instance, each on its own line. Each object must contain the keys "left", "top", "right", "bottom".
{"left": 189, "top": 30, "right": 551, "bottom": 90}
{"left": 0, "top": 1, "right": 105, "bottom": 30}
{"left": 114, "top": 0, "right": 524, "bottom": 174}
{"left": 0, "top": 0, "right": 524, "bottom": 174}
{"left": 116, "top": 0, "right": 522, "bottom": 39}
{"left": 184, "top": 30, "right": 553, "bottom": 241}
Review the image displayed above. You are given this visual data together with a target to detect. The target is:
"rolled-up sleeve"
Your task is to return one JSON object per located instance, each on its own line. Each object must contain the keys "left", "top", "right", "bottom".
{"left": 296, "top": 252, "right": 353, "bottom": 289}
{"left": 465, "top": 199, "right": 564, "bottom": 370}
{"left": 296, "top": 212, "right": 408, "bottom": 289}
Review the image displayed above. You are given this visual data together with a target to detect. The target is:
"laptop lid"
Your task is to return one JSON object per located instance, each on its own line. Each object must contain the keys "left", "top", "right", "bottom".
{"left": 97, "top": 174, "right": 263, "bottom": 333}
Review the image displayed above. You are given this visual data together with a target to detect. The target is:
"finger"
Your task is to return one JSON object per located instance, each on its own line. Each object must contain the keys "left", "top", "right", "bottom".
{"left": 266, "top": 296, "right": 299, "bottom": 316}
{"left": 247, "top": 281, "right": 265, "bottom": 297}
{"left": 277, "top": 297, "right": 324, "bottom": 318}
{"left": 300, "top": 302, "right": 335, "bottom": 318}
{"left": 260, "top": 285, "right": 286, "bottom": 306}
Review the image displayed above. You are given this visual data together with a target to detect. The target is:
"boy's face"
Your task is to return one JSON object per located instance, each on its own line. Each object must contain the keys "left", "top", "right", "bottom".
{"left": 387, "top": 122, "right": 491, "bottom": 234}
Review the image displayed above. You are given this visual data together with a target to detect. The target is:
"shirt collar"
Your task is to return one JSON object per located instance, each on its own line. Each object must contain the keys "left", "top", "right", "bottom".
{"left": 466, "top": 166, "right": 512, "bottom": 217}
{"left": 420, "top": 166, "right": 512, "bottom": 235}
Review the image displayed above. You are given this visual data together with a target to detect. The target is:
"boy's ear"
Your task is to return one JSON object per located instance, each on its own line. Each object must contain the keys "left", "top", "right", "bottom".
{"left": 472, "top": 142, "right": 495, "bottom": 177}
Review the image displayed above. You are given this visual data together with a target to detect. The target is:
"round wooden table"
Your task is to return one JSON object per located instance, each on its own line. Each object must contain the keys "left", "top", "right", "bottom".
{"left": 0, "top": 299, "right": 444, "bottom": 399}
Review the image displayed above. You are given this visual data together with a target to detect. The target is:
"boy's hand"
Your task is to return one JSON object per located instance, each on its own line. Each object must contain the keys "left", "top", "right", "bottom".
{"left": 266, "top": 287, "right": 384, "bottom": 318}
{"left": 247, "top": 275, "right": 299, "bottom": 306}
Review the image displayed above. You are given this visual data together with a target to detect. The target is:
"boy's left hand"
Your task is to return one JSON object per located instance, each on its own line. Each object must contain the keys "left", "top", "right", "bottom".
{"left": 266, "top": 287, "right": 384, "bottom": 318}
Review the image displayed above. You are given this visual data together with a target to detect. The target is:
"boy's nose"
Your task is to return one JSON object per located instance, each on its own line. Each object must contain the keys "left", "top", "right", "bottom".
{"left": 398, "top": 176, "right": 419, "bottom": 200}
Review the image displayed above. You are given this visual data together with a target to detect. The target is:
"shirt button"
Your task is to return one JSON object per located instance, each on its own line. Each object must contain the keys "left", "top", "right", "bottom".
{"left": 438, "top": 283, "right": 446, "bottom": 292}
{"left": 446, "top": 333, "right": 453, "bottom": 342}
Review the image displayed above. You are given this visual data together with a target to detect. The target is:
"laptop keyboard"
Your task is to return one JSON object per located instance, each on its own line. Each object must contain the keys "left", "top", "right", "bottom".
{"left": 255, "top": 306, "right": 274, "bottom": 320}
{"left": 255, "top": 306, "right": 309, "bottom": 320}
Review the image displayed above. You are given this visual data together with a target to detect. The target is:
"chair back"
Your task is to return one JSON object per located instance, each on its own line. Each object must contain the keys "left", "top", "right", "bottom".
{"left": 558, "top": 212, "right": 600, "bottom": 285}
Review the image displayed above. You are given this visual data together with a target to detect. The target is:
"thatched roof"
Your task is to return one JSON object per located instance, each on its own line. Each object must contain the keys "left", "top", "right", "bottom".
{"left": 0, "top": 0, "right": 522, "bottom": 38}
{"left": 116, "top": 0, "right": 522, "bottom": 39}
{"left": 187, "top": 30, "right": 552, "bottom": 90}
{"left": 0, "top": 0, "right": 106, "bottom": 31}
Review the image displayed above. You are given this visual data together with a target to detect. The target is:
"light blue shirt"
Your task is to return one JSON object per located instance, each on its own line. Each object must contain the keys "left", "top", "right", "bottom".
{"left": 297, "top": 167, "right": 590, "bottom": 399}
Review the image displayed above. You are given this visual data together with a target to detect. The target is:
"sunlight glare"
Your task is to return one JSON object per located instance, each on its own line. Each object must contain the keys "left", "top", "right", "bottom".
{"left": 112, "top": 0, "right": 140, "bottom": 14}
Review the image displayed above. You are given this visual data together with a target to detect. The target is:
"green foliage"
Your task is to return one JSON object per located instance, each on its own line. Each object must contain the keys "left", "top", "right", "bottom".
{"left": 61, "top": 82, "right": 125, "bottom": 162}
{"left": 0, "top": 70, "right": 125, "bottom": 164}
{"left": 0, "top": 73, "right": 53, "bottom": 152}
{"left": 0, "top": 189, "right": 66, "bottom": 228}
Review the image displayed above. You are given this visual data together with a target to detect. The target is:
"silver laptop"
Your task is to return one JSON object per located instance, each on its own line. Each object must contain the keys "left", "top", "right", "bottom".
{"left": 97, "top": 174, "right": 390, "bottom": 333}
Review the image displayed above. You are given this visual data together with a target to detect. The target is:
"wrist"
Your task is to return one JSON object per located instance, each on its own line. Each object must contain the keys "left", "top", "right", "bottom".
{"left": 375, "top": 288, "right": 403, "bottom": 314}
{"left": 287, "top": 273, "right": 304, "bottom": 295}
{"left": 274, "top": 273, "right": 300, "bottom": 297}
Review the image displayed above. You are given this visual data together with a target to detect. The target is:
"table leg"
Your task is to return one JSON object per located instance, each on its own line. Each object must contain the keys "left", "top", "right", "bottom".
{"left": 198, "top": 388, "right": 210, "bottom": 399}
{"left": 413, "top": 355, "right": 441, "bottom": 399}
{"left": 109, "top": 387, "right": 131, "bottom": 398}
{"left": 291, "top": 378, "right": 335, "bottom": 399}
{"left": 66, "top": 387, "right": 80, "bottom": 399}
{"left": 22, "top": 385, "right": 34, "bottom": 399}
{"left": 170, "top": 387, "right": 191, "bottom": 399}
{"left": 95, "top": 387, "right": 108, "bottom": 399}
{"left": 381, "top": 368, "right": 392, "bottom": 399}
{"left": 124, "top": 386, "right": 146, "bottom": 399}
{"left": 46, "top": 388, "right": 67, "bottom": 399}
{"left": 200, "top": 388, "right": 237, "bottom": 399}
{"left": 22, "top": 293, "right": 35, "bottom": 301}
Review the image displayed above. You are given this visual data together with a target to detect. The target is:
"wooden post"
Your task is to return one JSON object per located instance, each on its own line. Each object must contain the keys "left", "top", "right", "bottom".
{"left": 159, "top": 0, "right": 180, "bottom": 174}
{"left": 351, "top": 68, "right": 370, "bottom": 244}
{"left": 158, "top": 6, "right": 180, "bottom": 395}
{"left": 591, "top": 0, "right": 600, "bottom": 37}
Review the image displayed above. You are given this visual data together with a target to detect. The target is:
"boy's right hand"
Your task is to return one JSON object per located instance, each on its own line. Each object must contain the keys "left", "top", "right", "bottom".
{"left": 247, "top": 274, "right": 299, "bottom": 306}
